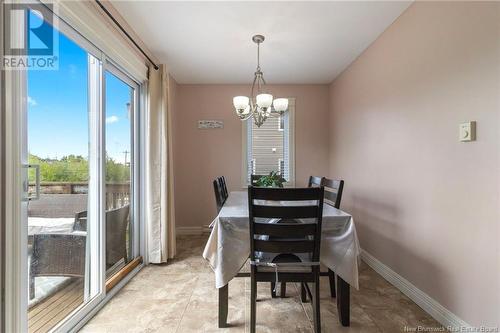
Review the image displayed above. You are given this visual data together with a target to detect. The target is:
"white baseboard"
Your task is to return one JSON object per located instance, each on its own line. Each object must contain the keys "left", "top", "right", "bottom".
{"left": 176, "top": 226, "right": 210, "bottom": 236}
{"left": 360, "top": 249, "right": 470, "bottom": 330}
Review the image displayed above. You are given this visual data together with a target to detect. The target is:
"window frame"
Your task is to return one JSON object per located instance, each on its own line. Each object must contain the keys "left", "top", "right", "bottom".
{"left": 278, "top": 158, "right": 285, "bottom": 176}
{"left": 241, "top": 97, "right": 295, "bottom": 187}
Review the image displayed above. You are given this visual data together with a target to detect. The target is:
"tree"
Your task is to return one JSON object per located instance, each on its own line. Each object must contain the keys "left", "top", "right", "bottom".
{"left": 28, "top": 154, "right": 130, "bottom": 183}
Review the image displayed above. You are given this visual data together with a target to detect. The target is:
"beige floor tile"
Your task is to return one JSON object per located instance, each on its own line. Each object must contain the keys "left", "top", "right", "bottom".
{"left": 81, "top": 235, "right": 441, "bottom": 333}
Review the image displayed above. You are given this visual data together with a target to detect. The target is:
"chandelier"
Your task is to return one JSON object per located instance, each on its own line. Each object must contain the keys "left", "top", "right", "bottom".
{"left": 232, "top": 35, "right": 288, "bottom": 127}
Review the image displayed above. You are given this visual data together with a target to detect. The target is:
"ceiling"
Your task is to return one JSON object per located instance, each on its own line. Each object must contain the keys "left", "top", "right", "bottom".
{"left": 111, "top": 1, "right": 412, "bottom": 84}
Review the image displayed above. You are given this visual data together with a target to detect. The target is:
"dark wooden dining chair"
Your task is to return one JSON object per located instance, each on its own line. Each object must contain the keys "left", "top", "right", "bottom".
{"left": 213, "top": 179, "right": 224, "bottom": 213}
{"left": 279, "top": 176, "right": 346, "bottom": 299}
{"left": 322, "top": 177, "right": 344, "bottom": 210}
{"left": 319, "top": 177, "right": 345, "bottom": 298}
{"left": 273, "top": 175, "right": 323, "bottom": 298}
{"left": 248, "top": 186, "right": 325, "bottom": 333}
{"left": 218, "top": 176, "right": 228, "bottom": 202}
{"left": 269, "top": 174, "right": 322, "bottom": 298}
{"left": 308, "top": 176, "right": 323, "bottom": 187}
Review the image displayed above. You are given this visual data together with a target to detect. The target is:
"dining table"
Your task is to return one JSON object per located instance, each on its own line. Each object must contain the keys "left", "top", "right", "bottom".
{"left": 202, "top": 191, "right": 361, "bottom": 328}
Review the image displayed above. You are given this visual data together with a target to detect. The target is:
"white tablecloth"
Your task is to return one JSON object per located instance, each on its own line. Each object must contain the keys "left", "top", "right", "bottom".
{"left": 28, "top": 217, "right": 75, "bottom": 236}
{"left": 203, "top": 191, "right": 361, "bottom": 289}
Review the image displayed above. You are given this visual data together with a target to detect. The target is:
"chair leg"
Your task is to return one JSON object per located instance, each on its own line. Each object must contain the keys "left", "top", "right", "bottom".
{"left": 312, "top": 273, "right": 321, "bottom": 333}
{"left": 300, "top": 283, "right": 307, "bottom": 303}
{"left": 328, "top": 269, "right": 336, "bottom": 298}
{"left": 251, "top": 276, "right": 257, "bottom": 333}
{"left": 270, "top": 282, "right": 277, "bottom": 298}
{"left": 280, "top": 282, "right": 286, "bottom": 298}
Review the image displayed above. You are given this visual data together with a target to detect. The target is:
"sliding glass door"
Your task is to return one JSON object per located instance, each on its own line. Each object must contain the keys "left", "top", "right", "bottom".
{"left": 104, "top": 68, "right": 139, "bottom": 278}
{"left": 3, "top": 4, "right": 143, "bottom": 332}
{"left": 26, "top": 12, "right": 100, "bottom": 333}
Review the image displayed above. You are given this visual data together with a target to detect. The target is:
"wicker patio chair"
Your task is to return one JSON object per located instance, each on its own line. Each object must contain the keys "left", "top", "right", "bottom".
{"left": 29, "top": 233, "right": 86, "bottom": 300}
{"left": 106, "top": 204, "right": 130, "bottom": 269}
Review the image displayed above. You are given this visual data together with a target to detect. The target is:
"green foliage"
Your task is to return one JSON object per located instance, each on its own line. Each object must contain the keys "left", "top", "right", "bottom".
{"left": 255, "top": 171, "right": 286, "bottom": 188}
{"left": 28, "top": 154, "right": 130, "bottom": 183}
{"left": 105, "top": 156, "right": 130, "bottom": 183}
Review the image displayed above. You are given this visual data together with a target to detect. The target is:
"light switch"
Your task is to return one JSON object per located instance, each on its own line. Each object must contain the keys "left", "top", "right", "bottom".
{"left": 459, "top": 121, "right": 476, "bottom": 142}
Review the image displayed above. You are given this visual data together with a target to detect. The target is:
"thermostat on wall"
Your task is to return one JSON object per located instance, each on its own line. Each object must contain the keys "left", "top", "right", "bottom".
{"left": 459, "top": 121, "right": 476, "bottom": 142}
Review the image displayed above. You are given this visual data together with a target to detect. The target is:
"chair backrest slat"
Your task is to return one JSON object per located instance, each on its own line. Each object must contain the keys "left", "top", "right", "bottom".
{"left": 248, "top": 186, "right": 324, "bottom": 262}
{"left": 254, "top": 222, "right": 316, "bottom": 238}
{"left": 254, "top": 239, "right": 315, "bottom": 253}
{"left": 308, "top": 176, "right": 323, "bottom": 188}
{"left": 251, "top": 186, "right": 323, "bottom": 201}
{"left": 252, "top": 205, "right": 319, "bottom": 219}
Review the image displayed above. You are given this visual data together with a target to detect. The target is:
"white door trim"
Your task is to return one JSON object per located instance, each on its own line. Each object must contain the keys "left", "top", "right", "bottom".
{"left": 4, "top": 42, "right": 28, "bottom": 333}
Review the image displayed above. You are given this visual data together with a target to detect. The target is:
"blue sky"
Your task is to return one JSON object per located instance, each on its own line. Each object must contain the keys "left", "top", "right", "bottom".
{"left": 28, "top": 11, "right": 132, "bottom": 163}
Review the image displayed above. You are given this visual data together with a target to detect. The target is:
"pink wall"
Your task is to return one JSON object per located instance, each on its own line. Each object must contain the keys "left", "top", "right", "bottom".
{"left": 328, "top": 1, "right": 499, "bottom": 326}
{"left": 172, "top": 85, "right": 330, "bottom": 229}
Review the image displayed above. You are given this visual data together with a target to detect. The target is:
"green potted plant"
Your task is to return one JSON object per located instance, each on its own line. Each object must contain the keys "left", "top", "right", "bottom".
{"left": 255, "top": 171, "right": 286, "bottom": 188}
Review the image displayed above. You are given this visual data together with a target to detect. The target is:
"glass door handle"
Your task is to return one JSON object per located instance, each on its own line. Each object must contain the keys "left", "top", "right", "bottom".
{"left": 22, "top": 164, "right": 40, "bottom": 201}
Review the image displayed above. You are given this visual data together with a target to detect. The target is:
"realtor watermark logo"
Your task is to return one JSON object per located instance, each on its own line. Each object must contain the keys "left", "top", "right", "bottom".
{"left": 2, "top": 1, "right": 59, "bottom": 70}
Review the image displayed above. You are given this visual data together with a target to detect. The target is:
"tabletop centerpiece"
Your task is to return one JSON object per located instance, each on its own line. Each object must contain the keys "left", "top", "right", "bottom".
{"left": 255, "top": 171, "right": 286, "bottom": 188}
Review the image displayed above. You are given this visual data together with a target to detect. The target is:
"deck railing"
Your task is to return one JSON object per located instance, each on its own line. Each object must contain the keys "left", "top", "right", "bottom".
{"left": 29, "top": 182, "right": 130, "bottom": 210}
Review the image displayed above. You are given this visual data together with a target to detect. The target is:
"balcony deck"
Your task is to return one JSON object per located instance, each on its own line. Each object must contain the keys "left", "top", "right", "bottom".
{"left": 28, "top": 278, "right": 83, "bottom": 333}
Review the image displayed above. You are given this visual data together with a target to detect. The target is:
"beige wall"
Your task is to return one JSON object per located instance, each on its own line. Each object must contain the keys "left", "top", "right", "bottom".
{"left": 172, "top": 85, "right": 330, "bottom": 229}
{"left": 328, "top": 1, "right": 499, "bottom": 326}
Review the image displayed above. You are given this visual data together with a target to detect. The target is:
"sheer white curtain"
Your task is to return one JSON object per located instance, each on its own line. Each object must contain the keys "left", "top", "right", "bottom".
{"left": 145, "top": 65, "right": 176, "bottom": 263}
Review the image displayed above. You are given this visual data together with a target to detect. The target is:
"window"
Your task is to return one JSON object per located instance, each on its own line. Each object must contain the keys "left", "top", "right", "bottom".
{"left": 243, "top": 98, "right": 295, "bottom": 186}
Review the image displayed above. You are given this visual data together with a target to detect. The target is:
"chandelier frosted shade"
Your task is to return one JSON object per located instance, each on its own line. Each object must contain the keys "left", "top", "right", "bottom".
{"left": 256, "top": 93, "right": 273, "bottom": 110}
{"left": 233, "top": 96, "right": 249, "bottom": 110}
{"left": 273, "top": 98, "right": 288, "bottom": 113}
{"left": 233, "top": 96, "right": 250, "bottom": 118}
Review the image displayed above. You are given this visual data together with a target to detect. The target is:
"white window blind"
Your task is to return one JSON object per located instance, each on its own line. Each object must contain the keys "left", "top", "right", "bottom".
{"left": 244, "top": 98, "right": 295, "bottom": 185}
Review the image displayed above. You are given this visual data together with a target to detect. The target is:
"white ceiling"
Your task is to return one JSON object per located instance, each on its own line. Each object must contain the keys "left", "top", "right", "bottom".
{"left": 112, "top": 1, "right": 412, "bottom": 84}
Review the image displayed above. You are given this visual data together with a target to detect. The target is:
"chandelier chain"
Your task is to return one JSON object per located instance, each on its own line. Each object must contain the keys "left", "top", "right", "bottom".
{"left": 256, "top": 42, "right": 261, "bottom": 71}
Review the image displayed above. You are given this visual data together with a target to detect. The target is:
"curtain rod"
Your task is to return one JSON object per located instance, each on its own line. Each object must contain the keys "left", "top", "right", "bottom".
{"left": 95, "top": 0, "right": 159, "bottom": 71}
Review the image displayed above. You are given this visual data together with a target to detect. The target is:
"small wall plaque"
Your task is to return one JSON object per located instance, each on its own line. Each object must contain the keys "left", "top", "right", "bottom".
{"left": 198, "top": 120, "right": 224, "bottom": 129}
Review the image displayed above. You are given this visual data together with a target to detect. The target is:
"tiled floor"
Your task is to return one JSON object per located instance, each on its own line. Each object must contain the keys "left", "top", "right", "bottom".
{"left": 80, "top": 235, "right": 443, "bottom": 333}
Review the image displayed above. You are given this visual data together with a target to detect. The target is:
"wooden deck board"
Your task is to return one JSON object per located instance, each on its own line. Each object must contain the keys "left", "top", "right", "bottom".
{"left": 28, "top": 278, "right": 84, "bottom": 333}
